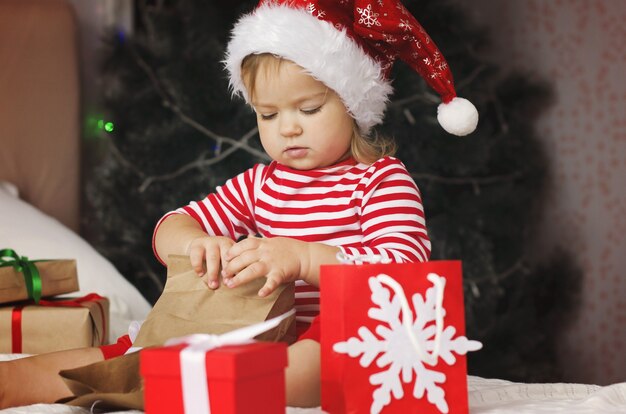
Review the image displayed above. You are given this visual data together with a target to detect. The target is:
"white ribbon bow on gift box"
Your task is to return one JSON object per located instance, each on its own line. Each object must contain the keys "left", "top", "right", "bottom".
{"left": 164, "top": 308, "right": 296, "bottom": 414}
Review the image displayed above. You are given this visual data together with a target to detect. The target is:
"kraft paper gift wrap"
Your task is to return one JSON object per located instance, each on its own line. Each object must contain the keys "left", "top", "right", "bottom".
{"left": 0, "top": 254, "right": 78, "bottom": 304}
{"left": 0, "top": 293, "right": 108, "bottom": 353}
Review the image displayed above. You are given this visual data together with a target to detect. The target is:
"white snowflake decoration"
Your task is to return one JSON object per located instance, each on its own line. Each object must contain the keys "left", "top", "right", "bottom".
{"left": 398, "top": 19, "right": 413, "bottom": 32}
{"left": 403, "top": 34, "right": 417, "bottom": 44}
{"left": 357, "top": 4, "right": 382, "bottom": 28}
{"left": 383, "top": 33, "right": 398, "bottom": 43}
{"left": 333, "top": 273, "right": 482, "bottom": 414}
{"left": 304, "top": 2, "right": 325, "bottom": 18}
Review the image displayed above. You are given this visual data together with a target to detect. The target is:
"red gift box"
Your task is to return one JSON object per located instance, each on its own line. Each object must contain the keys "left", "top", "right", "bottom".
{"left": 141, "top": 341, "right": 288, "bottom": 414}
{"left": 320, "top": 260, "right": 481, "bottom": 414}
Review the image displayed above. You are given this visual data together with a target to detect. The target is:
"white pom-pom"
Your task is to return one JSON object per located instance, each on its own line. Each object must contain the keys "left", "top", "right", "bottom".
{"left": 437, "top": 97, "right": 479, "bottom": 136}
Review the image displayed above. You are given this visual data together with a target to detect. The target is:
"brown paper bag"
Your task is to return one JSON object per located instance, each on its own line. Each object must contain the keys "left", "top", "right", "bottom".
{"left": 60, "top": 254, "right": 296, "bottom": 410}
{"left": 133, "top": 254, "right": 296, "bottom": 347}
{"left": 58, "top": 352, "right": 144, "bottom": 411}
{"left": 0, "top": 259, "right": 78, "bottom": 304}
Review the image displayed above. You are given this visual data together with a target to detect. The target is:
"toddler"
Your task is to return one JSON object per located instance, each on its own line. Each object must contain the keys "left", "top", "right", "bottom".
{"left": 0, "top": 0, "right": 477, "bottom": 409}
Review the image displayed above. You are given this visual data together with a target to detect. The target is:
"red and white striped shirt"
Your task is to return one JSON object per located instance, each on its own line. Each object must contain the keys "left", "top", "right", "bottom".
{"left": 154, "top": 156, "right": 430, "bottom": 329}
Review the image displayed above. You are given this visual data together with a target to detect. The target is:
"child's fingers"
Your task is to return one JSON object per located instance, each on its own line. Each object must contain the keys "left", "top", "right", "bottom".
{"left": 258, "top": 274, "right": 280, "bottom": 297}
{"left": 218, "top": 238, "right": 234, "bottom": 283}
{"left": 203, "top": 246, "right": 222, "bottom": 289}
{"left": 222, "top": 249, "right": 257, "bottom": 278}
{"left": 223, "top": 260, "right": 267, "bottom": 289}
{"left": 188, "top": 245, "right": 207, "bottom": 277}
{"left": 226, "top": 236, "right": 260, "bottom": 260}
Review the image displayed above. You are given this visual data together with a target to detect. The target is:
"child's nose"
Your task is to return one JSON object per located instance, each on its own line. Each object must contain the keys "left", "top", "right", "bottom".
{"left": 279, "top": 114, "right": 303, "bottom": 137}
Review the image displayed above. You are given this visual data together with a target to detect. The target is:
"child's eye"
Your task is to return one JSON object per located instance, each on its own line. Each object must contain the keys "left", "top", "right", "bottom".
{"left": 260, "top": 113, "right": 277, "bottom": 120}
{"left": 301, "top": 106, "right": 322, "bottom": 115}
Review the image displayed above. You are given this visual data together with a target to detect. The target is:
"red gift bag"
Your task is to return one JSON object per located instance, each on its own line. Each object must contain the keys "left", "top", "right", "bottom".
{"left": 320, "top": 259, "right": 481, "bottom": 414}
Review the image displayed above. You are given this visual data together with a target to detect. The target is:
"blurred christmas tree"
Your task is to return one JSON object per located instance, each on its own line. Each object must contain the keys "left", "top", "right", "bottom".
{"left": 87, "top": 0, "right": 580, "bottom": 382}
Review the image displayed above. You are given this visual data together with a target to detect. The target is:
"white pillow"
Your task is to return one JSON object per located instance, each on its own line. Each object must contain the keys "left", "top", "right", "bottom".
{"left": 0, "top": 181, "right": 152, "bottom": 343}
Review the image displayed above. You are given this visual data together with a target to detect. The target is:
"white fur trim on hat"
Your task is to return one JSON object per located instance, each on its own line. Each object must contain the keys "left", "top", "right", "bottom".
{"left": 224, "top": 3, "right": 393, "bottom": 136}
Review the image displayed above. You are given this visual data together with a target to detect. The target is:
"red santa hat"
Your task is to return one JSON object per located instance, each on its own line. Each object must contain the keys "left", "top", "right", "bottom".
{"left": 225, "top": 0, "right": 479, "bottom": 137}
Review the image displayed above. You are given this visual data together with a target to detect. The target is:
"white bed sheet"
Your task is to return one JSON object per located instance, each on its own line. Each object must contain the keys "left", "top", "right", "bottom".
{"left": 2, "top": 354, "right": 625, "bottom": 414}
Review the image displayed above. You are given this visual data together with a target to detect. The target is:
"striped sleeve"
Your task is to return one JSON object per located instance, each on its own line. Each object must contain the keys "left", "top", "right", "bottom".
{"left": 340, "top": 158, "right": 431, "bottom": 263}
{"left": 152, "top": 164, "right": 266, "bottom": 265}
{"left": 179, "top": 164, "right": 265, "bottom": 238}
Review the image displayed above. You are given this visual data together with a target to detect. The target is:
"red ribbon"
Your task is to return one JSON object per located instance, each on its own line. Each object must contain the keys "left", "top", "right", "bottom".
{"left": 11, "top": 306, "right": 24, "bottom": 353}
{"left": 10, "top": 293, "right": 107, "bottom": 353}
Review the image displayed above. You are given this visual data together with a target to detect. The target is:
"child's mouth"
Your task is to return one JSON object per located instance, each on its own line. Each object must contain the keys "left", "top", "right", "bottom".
{"left": 284, "top": 147, "right": 308, "bottom": 158}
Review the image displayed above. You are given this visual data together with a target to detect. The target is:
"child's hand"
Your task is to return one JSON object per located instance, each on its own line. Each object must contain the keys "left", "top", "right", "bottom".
{"left": 186, "top": 236, "right": 235, "bottom": 289}
{"left": 221, "top": 236, "right": 310, "bottom": 297}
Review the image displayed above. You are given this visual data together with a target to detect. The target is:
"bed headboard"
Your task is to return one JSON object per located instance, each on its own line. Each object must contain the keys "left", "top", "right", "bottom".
{"left": 0, "top": 0, "right": 80, "bottom": 232}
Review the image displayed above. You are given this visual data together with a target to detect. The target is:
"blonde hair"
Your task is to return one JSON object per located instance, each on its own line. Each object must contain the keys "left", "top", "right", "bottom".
{"left": 240, "top": 53, "right": 396, "bottom": 164}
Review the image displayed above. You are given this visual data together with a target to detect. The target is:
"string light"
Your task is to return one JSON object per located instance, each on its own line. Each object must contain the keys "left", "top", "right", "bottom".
{"left": 96, "top": 119, "right": 115, "bottom": 132}
{"left": 85, "top": 115, "right": 115, "bottom": 137}
{"left": 116, "top": 30, "right": 126, "bottom": 44}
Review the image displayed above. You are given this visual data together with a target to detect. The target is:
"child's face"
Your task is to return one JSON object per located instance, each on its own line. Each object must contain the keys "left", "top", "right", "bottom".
{"left": 250, "top": 60, "right": 354, "bottom": 170}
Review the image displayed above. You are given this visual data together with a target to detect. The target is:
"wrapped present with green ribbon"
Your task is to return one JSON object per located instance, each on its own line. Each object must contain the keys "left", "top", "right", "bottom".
{"left": 0, "top": 248, "right": 78, "bottom": 305}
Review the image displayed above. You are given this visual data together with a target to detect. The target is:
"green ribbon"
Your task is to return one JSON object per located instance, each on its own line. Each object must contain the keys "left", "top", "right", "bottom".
{"left": 0, "top": 248, "right": 44, "bottom": 303}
